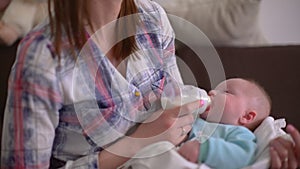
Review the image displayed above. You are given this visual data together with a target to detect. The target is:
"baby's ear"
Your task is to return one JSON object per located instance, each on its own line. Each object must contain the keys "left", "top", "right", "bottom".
{"left": 239, "top": 111, "right": 256, "bottom": 125}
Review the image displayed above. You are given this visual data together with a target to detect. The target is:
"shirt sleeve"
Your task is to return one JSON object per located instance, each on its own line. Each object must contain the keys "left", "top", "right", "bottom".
{"left": 199, "top": 126, "right": 257, "bottom": 169}
{"left": 1, "top": 32, "right": 102, "bottom": 169}
{"left": 1, "top": 33, "right": 62, "bottom": 168}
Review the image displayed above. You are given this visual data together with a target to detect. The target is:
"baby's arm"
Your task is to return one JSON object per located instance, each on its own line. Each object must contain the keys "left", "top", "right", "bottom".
{"left": 200, "top": 127, "right": 257, "bottom": 169}
{"left": 178, "top": 125, "right": 257, "bottom": 169}
{"left": 178, "top": 140, "right": 200, "bottom": 163}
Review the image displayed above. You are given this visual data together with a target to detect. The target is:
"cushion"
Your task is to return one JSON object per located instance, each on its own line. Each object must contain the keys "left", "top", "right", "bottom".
{"left": 153, "top": 0, "right": 268, "bottom": 46}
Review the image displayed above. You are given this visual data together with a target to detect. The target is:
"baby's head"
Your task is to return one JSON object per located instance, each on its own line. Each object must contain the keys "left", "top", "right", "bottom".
{"left": 201, "top": 78, "right": 271, "bottom": 131}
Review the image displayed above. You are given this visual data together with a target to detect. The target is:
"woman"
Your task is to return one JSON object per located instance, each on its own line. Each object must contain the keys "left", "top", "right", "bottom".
{"left": 1, "top": 0, "right": 196, "bottom": 168}
{"left": 1, "top": 0, "right": 299, "bottom": 168}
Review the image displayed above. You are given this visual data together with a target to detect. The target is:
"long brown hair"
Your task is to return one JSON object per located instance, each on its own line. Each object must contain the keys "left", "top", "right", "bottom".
{"left": 48, "top": 0, "right": 138, "bottom": 59}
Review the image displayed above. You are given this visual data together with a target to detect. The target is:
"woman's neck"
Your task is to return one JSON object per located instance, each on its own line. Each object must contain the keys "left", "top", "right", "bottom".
{"left": 87, "top": 0, "right": 125, "bottom": 69}
{"left": 87, "top": 0, "right": 122, "bottom": 29}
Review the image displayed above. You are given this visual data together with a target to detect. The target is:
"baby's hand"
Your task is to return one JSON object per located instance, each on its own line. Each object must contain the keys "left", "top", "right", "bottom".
{"left": 178, "top": 140, "right": 200, "bottom": 163}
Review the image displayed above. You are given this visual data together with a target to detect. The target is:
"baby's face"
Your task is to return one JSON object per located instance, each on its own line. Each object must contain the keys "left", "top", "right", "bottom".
{"left": 201, "top": 78, "right": 256, "bottom": 125}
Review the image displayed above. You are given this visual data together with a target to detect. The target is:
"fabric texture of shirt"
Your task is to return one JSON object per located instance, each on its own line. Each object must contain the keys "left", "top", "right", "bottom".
{"left": 189, "top": 118, "right": 257, "bottom": 169}
{"left": 1, "top": 0, "right": 183, "bottom": 168}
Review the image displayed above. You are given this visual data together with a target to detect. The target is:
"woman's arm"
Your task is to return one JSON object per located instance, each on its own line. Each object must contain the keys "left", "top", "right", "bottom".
{"left": 98, "top": 101, "right": 199, "bottom": 169}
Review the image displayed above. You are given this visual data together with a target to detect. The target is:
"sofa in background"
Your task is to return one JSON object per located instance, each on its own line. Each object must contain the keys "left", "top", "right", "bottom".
{"left": 1, "top": 41, "right": 300, "bottom": 138}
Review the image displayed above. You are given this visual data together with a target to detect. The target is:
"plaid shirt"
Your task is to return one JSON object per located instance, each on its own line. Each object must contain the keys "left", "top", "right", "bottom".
{"left": 1, "top": 0, "right": 183, "bottom": 168}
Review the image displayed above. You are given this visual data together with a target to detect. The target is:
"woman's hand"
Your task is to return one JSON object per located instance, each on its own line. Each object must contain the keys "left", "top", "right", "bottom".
{"left": 131, "top": 100, "right": 200, "bottom": 146}
{"left": 270, "top": 124, "right": 300, "bottom": 169}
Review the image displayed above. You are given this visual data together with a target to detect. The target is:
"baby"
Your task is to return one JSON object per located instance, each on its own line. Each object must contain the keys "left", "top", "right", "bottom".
{"left": 178, "top": 78, "right": 271, "bottom": 169}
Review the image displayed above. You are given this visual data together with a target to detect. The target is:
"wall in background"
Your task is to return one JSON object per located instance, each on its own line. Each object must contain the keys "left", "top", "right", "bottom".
{"left": 259, "top": 0, "right": 300, "bottom": 45}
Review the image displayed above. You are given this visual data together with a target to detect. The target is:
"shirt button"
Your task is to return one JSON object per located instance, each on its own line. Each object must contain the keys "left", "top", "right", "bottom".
{"left": 134, "top": 91, "right": 141, "bottom": 96}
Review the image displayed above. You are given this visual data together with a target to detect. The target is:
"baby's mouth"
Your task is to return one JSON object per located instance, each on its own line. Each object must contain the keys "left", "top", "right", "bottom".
{"left": 199, "top": 105, "right": 210, "bottom": 119}
{"left": 205, "top": 105, "right": 211, "bottom": 112}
